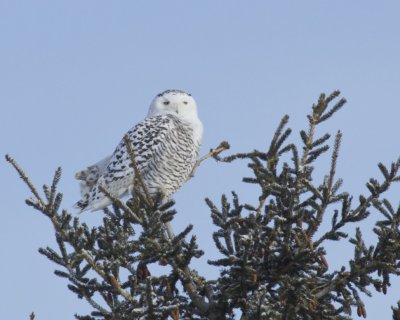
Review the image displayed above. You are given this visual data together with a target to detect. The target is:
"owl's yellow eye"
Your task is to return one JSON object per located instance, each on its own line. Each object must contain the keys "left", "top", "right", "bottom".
{"left": 163, "top": 101, "right": 170, "bottom": 105}
{"left": 183, "top": 101, "right": 188, "bottom": 105}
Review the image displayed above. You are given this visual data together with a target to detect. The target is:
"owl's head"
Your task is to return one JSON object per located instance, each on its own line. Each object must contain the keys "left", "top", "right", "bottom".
{"left": 148, "top": 90, "right": 199, "bottom": 121}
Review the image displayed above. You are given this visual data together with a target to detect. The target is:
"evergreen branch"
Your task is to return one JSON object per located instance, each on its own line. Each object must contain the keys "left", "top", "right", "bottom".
{"left": 5, "top": 154, "right": 45, "bottom": 208}
{"left": 392, "top": 301, "right": 400, "bottom": 320}
{"left": 311, "top": 133, "right": 331, "bottom": 148}
{"left": 81, "top": 250, "right": 136, "bottom": 304}
{"left": 300, "top": 106, "right": 318, "bottom": 166}
{"left": 47, "top": 216, "right": 112, "bottom": 316}
{"left": 314, "top": 258, "right": 385, "bottom": 302}
{"left": 163, "top": 228, "right": 216, "bottom": 317}
{"left": 48, "top": 167, "right": 62, "bottom": 209}
{"left": 81, "top": 295, "right": 110, "bottom": 316}
{"left": 317, "top": 97, "right": 347, "bottom": 124}
{"left": 217, "top": 150, "right": 268, "bottom": 163}
{"left": 325, "top": 90, "right": 341, "bottom": 104}
{"left": 53, "top": 234, "right": 111, "bottom": 315}
{"left": 162, "top": 221, "right": 216, "bottom": 316}
{"left": 267, "top": 115, "right": 290, "bottom": 156}
{"left": 168, "top": 259, "right": 212, "bottom": 316}
{"left": 327, "top": 131, "right": 342, "bottom": 194}
{"left": 308, "top": 131, "right": 342, "bottom": 238}
{"left": 98, "top": 185, "right": 142, "bottom": 224}
{"left": 314, "top": 160, "right": 399, "bottom": 248}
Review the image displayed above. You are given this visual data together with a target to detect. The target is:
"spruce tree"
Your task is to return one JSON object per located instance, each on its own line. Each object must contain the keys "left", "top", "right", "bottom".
{"left": 7, "top": 91, "right": 400, "bottom": 319}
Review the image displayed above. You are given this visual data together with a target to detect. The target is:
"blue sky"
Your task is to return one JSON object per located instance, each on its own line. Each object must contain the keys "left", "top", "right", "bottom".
{"left": 1, "top": 1, "right": 400, "bottom": 319}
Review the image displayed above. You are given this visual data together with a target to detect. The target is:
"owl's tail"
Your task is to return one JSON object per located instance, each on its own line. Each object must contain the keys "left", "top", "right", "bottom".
{"left": 75, "top": 155, "right": 112, "bottom": 196}
{"left": 74, "top": 193, "right": 90, "bottom": 213}
{"left": 74, "top": 155, "right": 113, "bottom": 213}
{"left": 74, "top": 178, "right": 117, "bottom": 213}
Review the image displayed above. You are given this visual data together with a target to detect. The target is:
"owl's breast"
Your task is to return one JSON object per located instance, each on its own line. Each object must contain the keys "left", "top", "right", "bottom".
{"left": 142, "top": 119, "right": 201, "bottom": 198}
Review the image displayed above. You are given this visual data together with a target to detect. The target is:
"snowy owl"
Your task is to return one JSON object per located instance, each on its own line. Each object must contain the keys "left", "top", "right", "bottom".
{"left": 74, "top": 89, "right": 203, "bottom": 212}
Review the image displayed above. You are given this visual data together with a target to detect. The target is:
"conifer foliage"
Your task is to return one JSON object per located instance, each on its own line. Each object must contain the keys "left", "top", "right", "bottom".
{"left": 7, "top": 91, "right": 400, "bottom": 319}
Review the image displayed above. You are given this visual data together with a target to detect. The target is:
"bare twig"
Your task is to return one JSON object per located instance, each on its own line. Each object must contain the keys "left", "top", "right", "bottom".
{"left": 189, "top": 141, "right": 230, "bottom": 178}
{"left": 165, "top": 222, "right": 176, "bottom": 240}
{"left": 124, "top": 134, "right": 154, "bottom": 207}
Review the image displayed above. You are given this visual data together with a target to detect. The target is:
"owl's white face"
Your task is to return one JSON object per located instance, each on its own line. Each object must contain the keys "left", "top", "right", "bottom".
{"left": 148, "top": 90, "right": 199, "bottom": 121}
